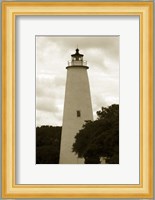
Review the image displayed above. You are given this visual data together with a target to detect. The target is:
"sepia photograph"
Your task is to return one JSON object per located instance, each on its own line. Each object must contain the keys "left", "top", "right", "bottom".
{"left": 36, "top": 36, "right": 119, "bottom": 164}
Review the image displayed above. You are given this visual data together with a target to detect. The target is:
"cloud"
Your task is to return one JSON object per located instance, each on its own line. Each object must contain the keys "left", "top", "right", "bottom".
{"left": 36, "top": 74, "right": 65, "bottom": 95}
{"left": 36, "top": 73, "right": 66, "bottom": 124}
{"left": 36, "top": 96, "right": 58, "bottom": 112}
{"left": 36, "top": 110, "right": 63, "bottom": 127}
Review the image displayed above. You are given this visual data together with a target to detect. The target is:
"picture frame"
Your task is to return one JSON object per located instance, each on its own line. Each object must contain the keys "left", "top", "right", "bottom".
{"left": 2, "top": 1, "right": 153, "bottom": 198}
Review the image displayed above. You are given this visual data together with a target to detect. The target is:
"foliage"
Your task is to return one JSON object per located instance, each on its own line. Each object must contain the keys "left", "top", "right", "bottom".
{"left": 36, "top": 126, "right": 62, "bottom": 164}
{"left": 72, "top": 104, "right": 119, "bottom": 164}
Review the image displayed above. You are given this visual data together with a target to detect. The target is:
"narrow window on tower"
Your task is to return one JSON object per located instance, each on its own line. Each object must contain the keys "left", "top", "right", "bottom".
{"left": 77, "top": 110, "right": 81, "bottom": 117}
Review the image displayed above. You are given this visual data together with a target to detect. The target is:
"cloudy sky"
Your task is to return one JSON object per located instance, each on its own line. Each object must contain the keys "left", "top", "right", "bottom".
{"left": 36, "top": 36, "right": 119, "bottom": 127}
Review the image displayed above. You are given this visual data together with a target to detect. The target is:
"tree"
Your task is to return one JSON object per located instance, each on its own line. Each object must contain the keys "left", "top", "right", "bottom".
{"left": 36, "top": 126, "right": 62, "bottom": 164}
{"left": 72, "top": 104, "right": 119, "bottom": 164}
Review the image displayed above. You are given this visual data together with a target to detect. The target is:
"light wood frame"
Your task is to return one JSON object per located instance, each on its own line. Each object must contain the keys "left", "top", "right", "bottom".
{"left": 2, "top": 2, "right": 153, "bottom": 198}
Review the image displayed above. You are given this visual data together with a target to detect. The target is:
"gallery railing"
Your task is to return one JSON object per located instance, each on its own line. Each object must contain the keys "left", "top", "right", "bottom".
{"left": 68, "top": 60, "right": 87, "bottom": 66}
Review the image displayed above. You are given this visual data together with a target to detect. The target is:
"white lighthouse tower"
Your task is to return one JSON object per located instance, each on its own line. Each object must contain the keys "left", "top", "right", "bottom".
{"left": 59, "top": 48, "right": 93, "bottom": 164}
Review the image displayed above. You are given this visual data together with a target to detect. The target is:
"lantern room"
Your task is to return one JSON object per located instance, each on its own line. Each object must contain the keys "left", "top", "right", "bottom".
{"left": 67, "top": 48, "right": 88, "bottom": 67}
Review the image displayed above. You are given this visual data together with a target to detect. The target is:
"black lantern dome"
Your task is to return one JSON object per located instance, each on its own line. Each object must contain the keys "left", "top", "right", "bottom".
{"left": 67, "top": 48, "right": 88, "bottom": 69}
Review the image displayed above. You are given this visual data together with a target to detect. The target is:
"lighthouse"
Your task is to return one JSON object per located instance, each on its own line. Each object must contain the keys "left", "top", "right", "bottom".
{"left": 59, "top": 48, "right": 93, "bottom": 164}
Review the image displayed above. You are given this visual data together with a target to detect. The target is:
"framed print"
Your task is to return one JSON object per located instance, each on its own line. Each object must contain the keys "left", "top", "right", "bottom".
{"left": 2, "top": 1, "right": 153, "bottom": 198}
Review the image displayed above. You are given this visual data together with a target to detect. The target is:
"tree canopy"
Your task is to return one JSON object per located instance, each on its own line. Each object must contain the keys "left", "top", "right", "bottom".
{"left": 72, "top": 104, "right": 119, "bottom": 164}
{"left": 36, "top": 126, "right": 62, "bottom": 164}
